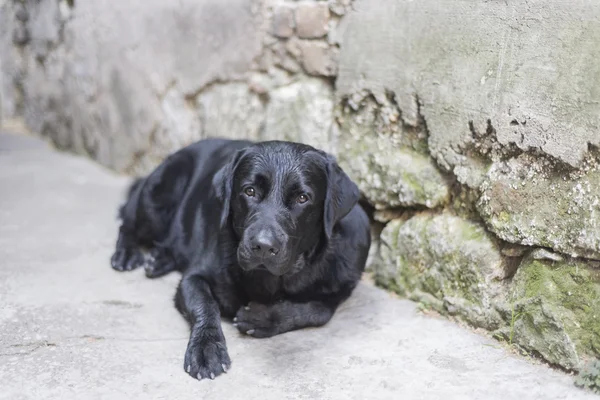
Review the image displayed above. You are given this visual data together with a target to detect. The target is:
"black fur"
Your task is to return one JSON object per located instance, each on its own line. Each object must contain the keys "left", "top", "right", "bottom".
{"left": 110, "top": 138, "right": 371, "bottom": 380}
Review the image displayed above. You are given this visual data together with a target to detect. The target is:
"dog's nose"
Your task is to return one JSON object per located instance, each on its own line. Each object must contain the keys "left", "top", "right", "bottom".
{"left": 251, "top": 230, "right": 280, "bottom": 258}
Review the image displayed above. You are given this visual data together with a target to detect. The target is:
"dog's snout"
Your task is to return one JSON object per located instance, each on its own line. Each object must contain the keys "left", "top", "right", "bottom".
{"left": 251, "top": 230, "right": 281, "bottom": 258}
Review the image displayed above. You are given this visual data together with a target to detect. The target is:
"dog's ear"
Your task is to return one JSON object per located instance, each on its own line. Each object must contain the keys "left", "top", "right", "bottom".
{"left": 323, "top": 154, "right": 360, "bottom": 239}
{"left": 213, "top": 149, "right": 246, "bottom": 230}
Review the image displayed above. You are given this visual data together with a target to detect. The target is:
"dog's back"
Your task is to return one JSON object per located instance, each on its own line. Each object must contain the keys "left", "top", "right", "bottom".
{"left": 112, "top": 138, "right": 252, "bottom": 274}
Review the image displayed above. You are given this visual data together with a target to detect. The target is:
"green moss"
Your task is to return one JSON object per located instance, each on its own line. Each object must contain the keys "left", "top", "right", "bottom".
{"left": 459, "top": 221, "right": 487, "bottom": 242}
{"left": 411, "top": 291, "right": 446, "bottom": 314}
{"left": 449, "top": 183, "right": 482, "bottom": 222}
{"left": 453, "top": 264, "right": 481, "bottom": 304}
{"left": 421, "top": 273, "right": 442, "bottom": 297}
{"left": 498, "top": 211, "right": 511, "bottom": 224}
{"left": 375, "top": 275, "right": 406, "bottom": 297}
{"left": 575, "top": 359, "right": 600, "bottom": 394}
{"left": 336, "top": 96, "right": 449, "bottom": 210}
{"left": 513, "top": 258, "right": 600, "bottom": 367}
{"left": 522, "top": 260, "right": 547, "bottom": 298}
{"left": 377, "top": 214, "right": 504, "bottom": 330}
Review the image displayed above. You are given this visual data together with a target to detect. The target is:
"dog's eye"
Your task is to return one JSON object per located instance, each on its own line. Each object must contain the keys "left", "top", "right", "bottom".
{"left": 244, "top": 187, "right": 256, "bottom": 197}
{"left": 297, "top": 194, "right": 309, "bottom": 204}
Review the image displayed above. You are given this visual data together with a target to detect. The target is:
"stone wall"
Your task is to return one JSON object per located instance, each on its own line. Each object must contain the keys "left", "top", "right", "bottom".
{"left": 1, "top": 0, "right": 599, "bottom": 371}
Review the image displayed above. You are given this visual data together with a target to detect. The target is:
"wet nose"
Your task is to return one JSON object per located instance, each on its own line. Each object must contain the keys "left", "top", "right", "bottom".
{"left": 251, "top": 230, "right": 281, "bottom": 258}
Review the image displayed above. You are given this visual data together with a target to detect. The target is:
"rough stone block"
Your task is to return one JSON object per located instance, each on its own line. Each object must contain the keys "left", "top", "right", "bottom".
{"left": 285, "top": 36, "right": 303, "bottom": 58}
{"left": 328, "top": 0, "right": 351, "bottom": 16}
{"left": 262, "top": 78, "right": 333, "bottom": 152}
{"left": 477, "top": 154, "right": 600, "bottom": 259}
{"left": 270, "top": 4, "right": 294, "bottom": 38}
{"left": 268, "top": 41, "right": 302, "bottom": 73}
{"left": 297, "top": 40, "right": 338, "bottom": 76}
{"left": 336, "top": 93, "right": 449, "bottom": 210}
{"left": 509, "top": 257, "right": 600, "bottom": 370}
{"left": 339, "top": 143, "right": 450, "bottom": 210}
{"left": 295, "top": 2, "right": 330, "bottom": 39}
{"left": 377, "top": 214, "right": 506, "bottom": 329}
{"left": 196, "top": 83, "right": 265, "bottom": 142}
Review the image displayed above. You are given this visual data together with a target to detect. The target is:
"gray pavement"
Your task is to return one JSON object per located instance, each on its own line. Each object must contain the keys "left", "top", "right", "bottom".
{"left": 0, "top": 131, "right": 594, "bottom": 400}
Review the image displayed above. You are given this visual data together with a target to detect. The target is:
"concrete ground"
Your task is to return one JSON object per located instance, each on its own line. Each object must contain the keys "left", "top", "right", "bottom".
{"left": 0, "top": 131, "right": 594, "bottom": 400}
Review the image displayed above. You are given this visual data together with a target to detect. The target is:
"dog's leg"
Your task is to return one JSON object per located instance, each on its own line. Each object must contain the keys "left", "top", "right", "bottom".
{"left": 233, "top": 300, "right": 337, "bottom": 338}
{"left": 175, "top": 274, "right": 231, "bottom": 380}
{"left": 111, "top": 226, "right": 144, "bottom": 271}
{"left": 111, "top": 178, "right": 145, "bottom": 272}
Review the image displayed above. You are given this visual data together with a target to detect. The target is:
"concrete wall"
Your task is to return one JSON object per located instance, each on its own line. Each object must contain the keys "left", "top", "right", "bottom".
{"left": 2, "top": 0, "right": 599, "bottom": 371}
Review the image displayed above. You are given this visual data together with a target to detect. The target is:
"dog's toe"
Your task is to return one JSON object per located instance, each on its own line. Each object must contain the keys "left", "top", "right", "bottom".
{"left": 144, "top": 260, "right": 176, "bottom": 278}
{"left": 184, "top": 337, "right": 231, "bottom": 381}
{"left": 111, "top": 247, "right": 144, "bottom": 272}
{"left": 126, "top": 251, "right": 144, "bottom": 270}
{"left": 143, "top": 249, "right": 178, "bottom": 278}
{"left": 110, "top": 251, "right": 124, "bottom": 271}
{"left": 110, "top": 253, "right": 121, "bottom": 270}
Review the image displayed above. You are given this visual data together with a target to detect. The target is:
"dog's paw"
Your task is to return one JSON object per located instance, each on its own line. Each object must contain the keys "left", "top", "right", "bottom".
{"left": 233, "top": 303, "right": 279, "bottom": 338}
{"left": 110, "top": 247, "right": 143, "bottom": 271}
{"left": 143, "top": 248, "right": 178, "bottom": 279}
{"left": 184, "top": 333, "right": 231, "bottom": 380}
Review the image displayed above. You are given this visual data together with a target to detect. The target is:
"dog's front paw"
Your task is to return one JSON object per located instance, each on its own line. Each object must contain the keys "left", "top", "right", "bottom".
{"left": 110, "top": 247, "right": 143, "bottom": 271}
{"left": 143, "top": 248, "right": 178, "bottom": 279}
{"left": 233, "top": 303, "right": 279, "bottom": 338}
{"left": 184, "top": 331, "right": 231, "bottom": 380}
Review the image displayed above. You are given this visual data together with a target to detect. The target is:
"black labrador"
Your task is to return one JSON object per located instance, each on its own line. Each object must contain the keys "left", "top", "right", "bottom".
{"left": 110, "top": 138, "right": 371, "bottom": 380}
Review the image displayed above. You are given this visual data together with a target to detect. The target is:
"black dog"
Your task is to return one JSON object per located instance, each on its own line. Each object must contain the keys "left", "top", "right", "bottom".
{"left": 110, "top": 138, "right": 371, "bottom": 380}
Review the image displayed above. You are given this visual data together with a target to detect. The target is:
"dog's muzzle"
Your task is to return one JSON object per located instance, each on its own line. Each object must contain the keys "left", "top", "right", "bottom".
{"left": 238, "top": 225, "right": 291, "bottom": 275}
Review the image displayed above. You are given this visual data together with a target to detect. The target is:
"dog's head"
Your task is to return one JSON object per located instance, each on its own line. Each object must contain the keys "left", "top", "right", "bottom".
{"left": 213, "top": 141, "right": 359, "bottom": 276}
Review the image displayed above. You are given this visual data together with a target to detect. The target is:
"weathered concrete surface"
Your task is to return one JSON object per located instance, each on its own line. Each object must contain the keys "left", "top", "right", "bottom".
{"left": 0, "top": 0, "right": 267, "bottom": 173}
{"left": 337, "top": 0, "right": 600, "bottom": 172}
{"left": 0, "top": 131, "right": 595, "bottom": 399}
